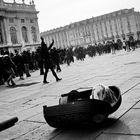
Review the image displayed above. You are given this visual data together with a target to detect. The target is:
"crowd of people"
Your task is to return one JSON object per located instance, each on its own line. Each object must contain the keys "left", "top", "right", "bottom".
{"left": 0, "top": 36, "right": 140, "bottom": 86}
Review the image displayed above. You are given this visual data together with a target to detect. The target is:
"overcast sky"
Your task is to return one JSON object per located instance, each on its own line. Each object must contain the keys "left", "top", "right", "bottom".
{"left": 4, "top": 0, "right": 140, "bottom": 32}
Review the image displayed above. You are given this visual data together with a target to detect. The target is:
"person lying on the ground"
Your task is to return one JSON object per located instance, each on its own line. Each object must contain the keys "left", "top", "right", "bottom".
{"left": 91, "top": 84, "right": 117, "bottom": 107}
{"left": 60, "top": 84, "right": 118, "bottom": 107}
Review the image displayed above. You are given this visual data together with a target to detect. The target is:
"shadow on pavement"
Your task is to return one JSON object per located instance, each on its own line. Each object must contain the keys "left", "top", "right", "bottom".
{"left": 9, "top": 82, "right": 40, "bottom": 88}
{"left": 53, "top": 118, "right": 118, "bottom": 131}
{"left": 46, "top": 118, "right": 119, "bottom": 139}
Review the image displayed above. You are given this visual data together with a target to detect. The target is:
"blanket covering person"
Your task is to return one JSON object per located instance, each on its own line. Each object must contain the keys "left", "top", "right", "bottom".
{"left": 91, "top": 84, "right": 117, "bottom": 107}
{"left": 59, "top": 84, "right": 118, "bottom": 107}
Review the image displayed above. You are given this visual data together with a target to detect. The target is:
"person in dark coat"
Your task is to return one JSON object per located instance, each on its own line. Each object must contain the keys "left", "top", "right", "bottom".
{"left": 13, "top": 50, "right": 25, "bottom": 80}
{"left": 40, "top": 37, "right": 62, "bottom": 83}
{"left": 36, "top": 46, "right": 44, "bottom": 75}
{"left": 22, "top": 51, "right": 31, "bottom": 78}
{"left": 2, "top": 53, "right": 16, "bottom": 86}
{"left": 50, "top": 47, "right": 61, "bottom": 72}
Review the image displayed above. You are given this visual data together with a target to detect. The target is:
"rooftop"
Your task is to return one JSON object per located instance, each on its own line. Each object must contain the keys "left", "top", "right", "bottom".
{"left": 0, "top": 0, "right": 38, "bottom": 13}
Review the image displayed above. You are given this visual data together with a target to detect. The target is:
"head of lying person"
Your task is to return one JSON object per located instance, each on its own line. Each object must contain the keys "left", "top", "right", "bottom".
{"left": 91, "top": 84, "right": 117, "bottom": 106}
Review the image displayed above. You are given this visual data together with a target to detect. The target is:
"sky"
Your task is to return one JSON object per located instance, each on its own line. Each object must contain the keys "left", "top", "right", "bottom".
{"left": 4, "top": 0, "right": 140, "bottom": 32}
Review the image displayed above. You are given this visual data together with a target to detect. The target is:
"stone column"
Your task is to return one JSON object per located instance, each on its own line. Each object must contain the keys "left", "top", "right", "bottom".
{"left": 0, "top": 17, "right": 7, "bottom": 44}
{"left": 99, "top": 21, "right": 104, "bottom": 41}
{"left": 104, "top": 21, "right": 108, "bottom": 38}
{"left": 120, "top": 17, "right": 124, "bottom": 35}
{"left": 109, "top": 19, "right": 113, "bottom": 37}
{"left": 16, "top": 17, "right": 23, "bottom": 45}
{"left": 95, "top": 23, "right": 100, "bottom": 42}
{"left": 114, "top": 18, "right": 119, "bottom": 36}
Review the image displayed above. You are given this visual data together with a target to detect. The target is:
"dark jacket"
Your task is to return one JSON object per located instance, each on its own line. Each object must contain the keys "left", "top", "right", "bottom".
{"left": 40, "top": 39, "right": 54, "bottom": 66}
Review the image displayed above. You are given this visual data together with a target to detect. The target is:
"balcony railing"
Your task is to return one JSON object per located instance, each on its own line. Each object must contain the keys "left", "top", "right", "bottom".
{"left": 2, "top": 2, "right": 36, "bottom": 12}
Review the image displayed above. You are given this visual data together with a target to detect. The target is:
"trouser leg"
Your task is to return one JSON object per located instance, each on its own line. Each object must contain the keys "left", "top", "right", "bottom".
{"left": 50, "top": 67, "right": 59, "bottom": 80}
{"left": 56, "top": 64, "right": 61, "bottom": 72}
{"left": 43, "top": 68, "right": 49, "bottom": 82}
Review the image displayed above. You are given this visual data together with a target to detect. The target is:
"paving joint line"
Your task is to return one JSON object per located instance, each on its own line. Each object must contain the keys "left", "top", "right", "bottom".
{"left": 97, "top": 82, "right": 140, "bottom": 139}
{"left": 122, "top": 81, "right": 140, "bottom": 95}
{"left": 11, "top": 124, "right": 45, "bottom": 140}
{"left": 24, "top": 119, "right": 46, "bottom": 124}
{"left": 103, "top": 132, "right": 140, "bottom": 136}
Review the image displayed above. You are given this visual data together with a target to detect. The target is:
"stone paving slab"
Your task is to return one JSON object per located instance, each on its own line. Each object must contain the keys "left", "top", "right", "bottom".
{"left": 119, "top": 78, "right": 140, "bottom": 94}
{"left": 0, "top": 121, "right": 43, "bottom": 140}
{"left": 0, "top": 49, "right": 140, "bottom": 139}
{"left": 110, "top": 84, "right": 140, "bottom": 119}
{"left": 51, "top": 128, "right": 102, "bottom": 140}
{"left": 95, "top": 133, "right": 140, "bottom": 140}
{"left": 132, "top": 101, "right": 140, "bottom": 108}
{"left": 13, "top": 81, "right": 140, "bottom": 140}
{"left": 17, "top": 125, "right": 102, "bottom": 140}
{"left": 13, "top": 124, "right": 63, "bottom": 140}
{"left": 104, "top": 109, "right": 140, "bottom": 135}
{"left": 25, "top": 113, "right": 46, "bottom": 123}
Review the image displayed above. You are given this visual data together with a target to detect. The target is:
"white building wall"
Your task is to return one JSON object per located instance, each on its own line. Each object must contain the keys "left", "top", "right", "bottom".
{"left": 101, "top": 22, "right": 106, "bottom": 38}
{"left": 111, "top": 19, "right": 117, "bottom": 37}
{"left": 41, "top": 8, "right": 140, "bottom": 49}
{"left": 116, "top": 18, "right": 122, "bottom": 36}
{"left": 106, "top": 20, "right": 112, "bottom": 37}
{"left": 97, "top": 22, "right": 102, "bottom": 41}
{"left": 92, "top": 23, "right": 98, "bottom": 42}
{"left": 136, "top": 14, "right": 140, "bottom": 31}
{"left": 121, "top": 17, "right": 129, "bottom": 34}
{"left": 65, "top": 31, "right": 70, "bottom": 47}
{"left": 129, "top": 15, "right": 137, "bottom": 38}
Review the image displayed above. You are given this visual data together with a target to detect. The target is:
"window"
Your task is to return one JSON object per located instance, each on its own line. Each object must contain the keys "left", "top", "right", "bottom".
{"left": 30, "top": 19, "right": 34, "bottom": 23}
{"left": 22, "top": 26, "right": 28, "bottom": 43}
{"left": 31, "top": 26, "right": 37, "bottom": 42}
{"left": 9, "top": 18, "right": 14, "bottom": 23}
{"left": 10, "top": 27, "right": 18, "bottom": 44}
{"left": 21, "top": 19, "right": 25, "bottom": 23}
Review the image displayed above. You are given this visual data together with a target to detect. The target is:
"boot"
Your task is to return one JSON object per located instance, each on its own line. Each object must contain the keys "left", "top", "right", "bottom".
{"left": 56, "top": 78, "right": 62, "bottom": 82}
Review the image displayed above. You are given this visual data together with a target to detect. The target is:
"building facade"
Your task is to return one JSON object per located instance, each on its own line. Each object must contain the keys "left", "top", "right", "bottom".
{"left": 41, "top": 8, "right": 140, "bottom": 49}
{"left": 0, "top": 0, "right": 40, "bottom": 53}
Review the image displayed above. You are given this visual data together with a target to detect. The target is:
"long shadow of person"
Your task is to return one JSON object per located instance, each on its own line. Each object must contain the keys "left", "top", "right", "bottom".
{"left": 8, "top": 82, "right": 40, "bottom": 88}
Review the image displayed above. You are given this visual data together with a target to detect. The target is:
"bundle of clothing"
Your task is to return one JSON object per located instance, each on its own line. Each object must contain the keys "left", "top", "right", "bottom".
{"left": 59, "top": 84, "right": 118, "bottom": 107}
{"left": 91, "top": 84, "right": 117, "bottom": 107}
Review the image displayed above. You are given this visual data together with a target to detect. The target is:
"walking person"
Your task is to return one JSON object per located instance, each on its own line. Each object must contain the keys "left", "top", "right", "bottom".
{"left": 40, "top": 37, "right": 62, "bottom": 84}
{"left": 22, "top": 50, "right": 31, "bottom": 78}
{"left": 2, "top": 52, "right": 16, "bottom": 86}
{"left": 50, "top": 47, "right": 61, "bottom": 72}
{"left": 36, "top": 46, "right": 44, "bottom": 75}
{"left": 13, "top": 50, "right": 24, "bottom": 80}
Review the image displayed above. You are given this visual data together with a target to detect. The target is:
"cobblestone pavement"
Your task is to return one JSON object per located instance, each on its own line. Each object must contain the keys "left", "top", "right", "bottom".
{"left": 0, "top": 49, "right": 140, "bottom": 140}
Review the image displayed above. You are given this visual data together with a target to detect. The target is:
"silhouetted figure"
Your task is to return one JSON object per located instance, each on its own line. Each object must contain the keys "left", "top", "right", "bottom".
{"left": 40, "top": 37, "right": 62, "bottom": 83}
{"left": 50, "top": 47, "right": 61, "bottom": 72}
{"left": 36, "top": 46, "right": 44, "bottom": 75}
{"left": 2, "top": 54, "right": 16, "bottom": 86}
{"left": 22, "top": 51, "right": 31, "bottom": 78}
{"left": 13, "top": 50, "right": 24, "bottom": 80}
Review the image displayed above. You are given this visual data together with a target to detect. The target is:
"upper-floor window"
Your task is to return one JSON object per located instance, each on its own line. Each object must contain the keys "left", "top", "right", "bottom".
{"left": 10, "top": 27, "right": 18, "bottom": 44}
{"left": 21, "top": 19, "right": 25, "bottom": 23}
{"left": 22, "top": 26, "right": 28, "bottom": 43}
{"left": 30, "top": 19, "right": 34, "bottom": 23}
{"left": 9, "top": 18, "right": 14, "bottom": 23}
